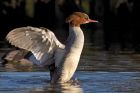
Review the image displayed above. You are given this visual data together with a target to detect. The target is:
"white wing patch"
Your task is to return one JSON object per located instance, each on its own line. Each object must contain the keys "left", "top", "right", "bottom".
{"left": 6, "top": 26, "right": 65, "bottom": 65}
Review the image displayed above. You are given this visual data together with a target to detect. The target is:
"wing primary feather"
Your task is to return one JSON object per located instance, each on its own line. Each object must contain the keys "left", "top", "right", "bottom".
{"left": 6, "top": 26, "right": 65, "bottom": 65}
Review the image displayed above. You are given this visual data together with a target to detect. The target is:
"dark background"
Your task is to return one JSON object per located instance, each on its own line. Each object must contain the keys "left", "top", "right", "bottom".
{"left": 0, "top": 0, "right": 140, "bottom": 52}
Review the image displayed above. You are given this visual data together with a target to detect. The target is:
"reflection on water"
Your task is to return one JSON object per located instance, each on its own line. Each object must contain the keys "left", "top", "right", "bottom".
{"left": 30, "top": 83, "right": 83, "bottom": 93}
{"left": 1, "top": 71, "right": 140, "bottom": 93}
{"left": 0, "top": 72, "right": 83, "bottom": 93}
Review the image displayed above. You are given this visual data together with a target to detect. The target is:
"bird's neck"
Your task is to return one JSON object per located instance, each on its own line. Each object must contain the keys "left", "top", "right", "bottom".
{"left": 66, "top": 26, "right": 84, "bottom": 52}
{"left": 54, "top": 26, "right": 84, "bottom": 83}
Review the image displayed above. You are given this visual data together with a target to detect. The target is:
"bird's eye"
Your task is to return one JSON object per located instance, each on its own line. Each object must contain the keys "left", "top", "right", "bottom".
{"left": 84, "top": 17, "right": 89, "bottom": 20}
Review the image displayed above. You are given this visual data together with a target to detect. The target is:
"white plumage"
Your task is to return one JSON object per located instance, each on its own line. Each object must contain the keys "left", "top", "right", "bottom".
{"left": 6, "top": 12, "right": 98, "bottom": 83}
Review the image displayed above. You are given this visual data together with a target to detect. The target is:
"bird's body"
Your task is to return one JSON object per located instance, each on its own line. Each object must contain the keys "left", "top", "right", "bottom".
{"left": 6, "top": 12, "right": 98, "bottom": 83}
{"left": 51, "top": 26, "right": 84, "bottom": 83}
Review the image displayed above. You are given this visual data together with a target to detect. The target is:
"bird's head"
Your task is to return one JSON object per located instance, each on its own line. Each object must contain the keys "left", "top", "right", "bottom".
{"left": 66, "top": 12, "right": 98, "bottom": 27}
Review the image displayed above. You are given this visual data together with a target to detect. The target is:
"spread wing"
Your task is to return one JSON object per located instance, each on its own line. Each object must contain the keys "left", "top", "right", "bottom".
{"left": 6, "top": 26, "right": 65, "bottom": 64}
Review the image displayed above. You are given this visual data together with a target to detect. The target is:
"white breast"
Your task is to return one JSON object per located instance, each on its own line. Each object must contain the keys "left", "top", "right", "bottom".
{"left": 58, "top": 26, "right": 84, "bottom": 83}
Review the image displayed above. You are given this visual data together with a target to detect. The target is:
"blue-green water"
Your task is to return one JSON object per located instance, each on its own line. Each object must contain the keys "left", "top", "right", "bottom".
{"left": 1, "top": 71, "right": 140, "bottom": 93}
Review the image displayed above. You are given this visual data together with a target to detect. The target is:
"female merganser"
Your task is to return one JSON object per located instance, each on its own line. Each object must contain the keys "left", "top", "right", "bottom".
{"left": 6, "top": 12, "right": 98, "bottom": 83}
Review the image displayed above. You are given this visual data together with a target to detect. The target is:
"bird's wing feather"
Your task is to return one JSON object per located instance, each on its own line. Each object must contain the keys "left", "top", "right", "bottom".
{"left": 6, "top": 26, "right": 65, "bottom": 64}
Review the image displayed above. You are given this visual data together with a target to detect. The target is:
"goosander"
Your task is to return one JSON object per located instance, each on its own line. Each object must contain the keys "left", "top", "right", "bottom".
{"left": 6, "top": 12, "right": 98, "bottom": 83}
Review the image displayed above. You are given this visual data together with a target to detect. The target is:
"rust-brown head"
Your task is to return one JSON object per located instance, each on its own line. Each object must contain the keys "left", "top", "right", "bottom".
{"left": 66, "top": 12, "right": 98, "bottom": 27}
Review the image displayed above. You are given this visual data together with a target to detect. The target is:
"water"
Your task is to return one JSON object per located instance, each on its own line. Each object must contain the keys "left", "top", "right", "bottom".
{"left": 1, "top": 71, "right": 140, "bottom": 93}
{"left": 1, "top": 46, "right": 140, "bottom": 93}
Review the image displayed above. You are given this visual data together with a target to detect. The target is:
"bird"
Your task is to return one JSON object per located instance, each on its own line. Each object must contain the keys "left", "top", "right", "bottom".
{"left": 6, "top": 12, "right": 98, "bottom": 83}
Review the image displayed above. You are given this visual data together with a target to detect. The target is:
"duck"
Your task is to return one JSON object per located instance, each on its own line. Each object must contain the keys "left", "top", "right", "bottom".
{"left": 6, "top": 12, "right": 98, "bottom": 83}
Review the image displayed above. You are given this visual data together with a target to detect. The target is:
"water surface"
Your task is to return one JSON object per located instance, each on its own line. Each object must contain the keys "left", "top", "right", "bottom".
{"left": 1, "top": 71, "right": 140, "bottom": 93}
